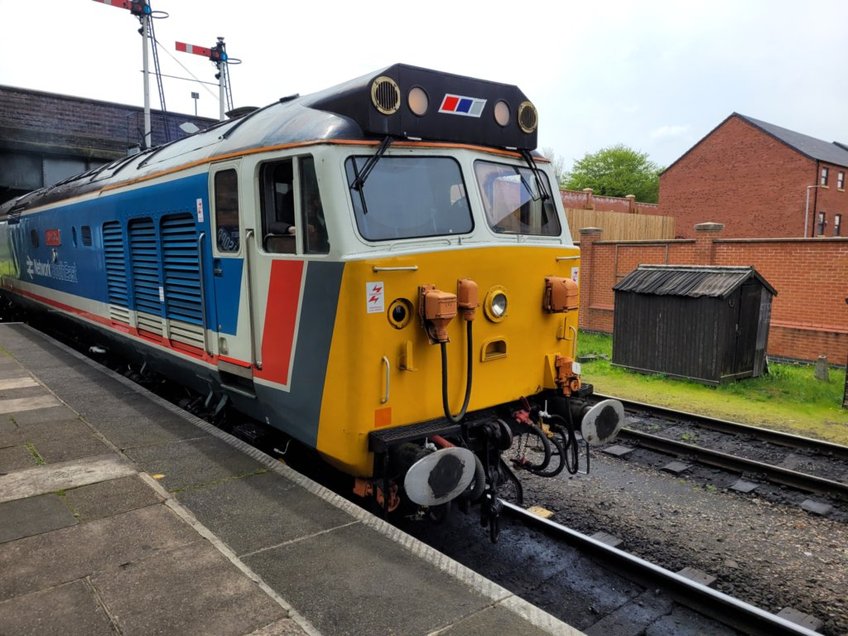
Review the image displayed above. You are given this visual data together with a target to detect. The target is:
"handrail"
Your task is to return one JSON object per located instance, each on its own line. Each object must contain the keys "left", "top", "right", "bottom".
{"left": 244, "top": 229, "right": 260, "bottom": 369}
{"left": 381, "top": 356, "right": 390, "bottom": 404}
{"left": 196, "top": 232, "right": 210, "bottom": 355}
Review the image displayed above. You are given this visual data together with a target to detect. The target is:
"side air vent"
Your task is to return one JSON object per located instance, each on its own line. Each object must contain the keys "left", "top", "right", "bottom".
{"left": 102, "top": 221, "right": 130, "bottom": 326}
{"left": 161, "top": 214, "right": 205, "bottom": 349}
{"left": 128, "top": 217, "right": 163, "bottom": 336}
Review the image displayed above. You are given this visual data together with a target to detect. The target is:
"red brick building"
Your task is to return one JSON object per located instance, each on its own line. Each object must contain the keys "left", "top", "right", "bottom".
{"left": 658, "top": 113, "right": 848, "bottom": 239}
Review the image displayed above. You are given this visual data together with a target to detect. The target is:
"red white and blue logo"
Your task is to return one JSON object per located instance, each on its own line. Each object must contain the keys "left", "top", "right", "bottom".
{"left": 439, "top": 94, "right": 487, "bottom": 118}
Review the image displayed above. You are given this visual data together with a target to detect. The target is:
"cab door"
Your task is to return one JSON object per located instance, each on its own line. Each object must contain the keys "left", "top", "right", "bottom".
{"left": 209, "top": 161, "right": 255, "bottom": 377}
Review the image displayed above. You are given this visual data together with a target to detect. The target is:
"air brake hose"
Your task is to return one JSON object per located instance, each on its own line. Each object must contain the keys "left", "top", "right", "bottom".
{"left": 440, "top": 319, "right": 473, "bottom": 423}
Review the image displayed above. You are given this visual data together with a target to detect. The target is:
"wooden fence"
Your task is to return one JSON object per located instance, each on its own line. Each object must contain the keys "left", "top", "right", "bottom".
{"left": 566, "top": 208, "right": 675, "bottom": 241}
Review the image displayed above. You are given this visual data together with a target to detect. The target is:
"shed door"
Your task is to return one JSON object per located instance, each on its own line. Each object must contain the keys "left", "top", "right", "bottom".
{"left": 733, "top": 282, "right": 761, "bottom": 375}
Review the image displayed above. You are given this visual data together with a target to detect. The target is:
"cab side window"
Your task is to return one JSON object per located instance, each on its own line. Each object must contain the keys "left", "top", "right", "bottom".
{"left": 214, "top": 170, "right": 240, "bottom": 252}
{"left": 260, "top": 160, "right": 296, "bottom": 254}
{"left": 300, "top": 157, "right": 329, "bottom": 254}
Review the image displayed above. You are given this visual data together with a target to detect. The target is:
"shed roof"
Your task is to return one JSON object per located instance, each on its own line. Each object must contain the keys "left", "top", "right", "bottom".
{"left": 613, "top": 265, "right": 777, "bottom": 299}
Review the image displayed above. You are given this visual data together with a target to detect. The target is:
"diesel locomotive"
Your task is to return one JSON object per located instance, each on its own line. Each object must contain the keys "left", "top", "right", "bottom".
{"left": 0, "top": 64, "right": 623, "bottom": 540}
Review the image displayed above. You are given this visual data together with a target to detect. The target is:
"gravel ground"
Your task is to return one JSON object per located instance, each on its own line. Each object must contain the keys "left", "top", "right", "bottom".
{"left": 515, "top": 452, "right": 848, "bottom": 635}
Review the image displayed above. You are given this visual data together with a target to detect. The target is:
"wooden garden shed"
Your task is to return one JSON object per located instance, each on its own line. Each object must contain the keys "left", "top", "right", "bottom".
{"left": 612, "top": 265, "right": 777, "bottom": 385}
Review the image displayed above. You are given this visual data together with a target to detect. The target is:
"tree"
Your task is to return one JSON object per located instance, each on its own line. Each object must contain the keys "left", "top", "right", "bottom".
{"left": 540, "top": 147, "right": 566, "bottom": 186}
{"left": 563, "top": 145, "right": 662, "bottom": 203}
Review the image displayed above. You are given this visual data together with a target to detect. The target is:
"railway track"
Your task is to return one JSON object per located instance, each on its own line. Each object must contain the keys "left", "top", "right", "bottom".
{"left": 597, "top": 394, "right": 848, "bottom": 503}
{"left": 502, "top": 502, "right": 821, "bottom": 636}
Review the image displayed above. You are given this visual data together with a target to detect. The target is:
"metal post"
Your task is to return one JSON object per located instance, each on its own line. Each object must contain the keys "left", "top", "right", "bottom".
{"left": 191, "top": 91, "right": 199, "bottom": 116}
{"left": 141, "top": 12, "right": 152, "bottom": 149}
{"left": 219, "top": 60, "right": 226, "bottom": 121}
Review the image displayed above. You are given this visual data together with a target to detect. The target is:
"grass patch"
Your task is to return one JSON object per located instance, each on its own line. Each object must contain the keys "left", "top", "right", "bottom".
{"left": 577, "top": 331, "right": 848, "bottom": 445}
{"left": 24, "top": 442, "right": 46, "bottom": 466}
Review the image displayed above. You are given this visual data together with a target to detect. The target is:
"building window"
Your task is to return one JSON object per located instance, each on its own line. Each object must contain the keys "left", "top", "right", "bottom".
{"left": 838, "top": 171, "right": 845, "bottom": 190}
{"left": 835, "top": 214, "right": 842, "bottom": 236}
{"left": 817, "top": 211, "right": 827, "bottom": 236}
{"left": 820, "top": 166, "right": 829, "bottom": 186}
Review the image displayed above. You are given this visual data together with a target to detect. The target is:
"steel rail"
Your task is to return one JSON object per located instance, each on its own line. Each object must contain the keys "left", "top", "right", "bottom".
{"left": 618, "top": 428, "right": 848, "bottom": 499}
{"left": 596, "top": 393, "right": 848, "bottom": 460}
{"left": 502, "top": 501, "right": 820, "bottom": 636}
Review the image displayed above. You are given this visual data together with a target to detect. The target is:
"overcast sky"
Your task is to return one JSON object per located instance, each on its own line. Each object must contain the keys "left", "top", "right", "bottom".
{"left": 1, "top": 0, "right": 846, "bottom": 170}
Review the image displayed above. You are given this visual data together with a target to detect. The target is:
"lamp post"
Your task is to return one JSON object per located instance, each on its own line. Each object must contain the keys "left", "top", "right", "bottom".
{"left": 804, "top": 184, "right": 823, "bottom": 238}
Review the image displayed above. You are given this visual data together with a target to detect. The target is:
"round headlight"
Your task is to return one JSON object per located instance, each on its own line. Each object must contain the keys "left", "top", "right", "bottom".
{"left": 494, "top": 100, "right": 510, "bottom": 127}
{"left": 484, "top": 287, "right": 509, "bottom": 322}
{"left": 408, "top": 86, "right": 429, "bottom": 116}
{"left": 517, "top": 101, "right": 538, "bottom": 133}
{"left": 491, "top": 292, "right": 507, "bottom": 317}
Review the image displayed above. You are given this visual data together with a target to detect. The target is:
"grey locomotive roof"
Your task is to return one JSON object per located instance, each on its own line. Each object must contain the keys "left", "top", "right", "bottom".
{"left": 613, "top": 265, "right": 777, "bottom": 299}
{"left": 737, "top": 114, "right": 848, "bottom": 167}
{"left": 1, "top": 63, "right": 537, "bottom": 217}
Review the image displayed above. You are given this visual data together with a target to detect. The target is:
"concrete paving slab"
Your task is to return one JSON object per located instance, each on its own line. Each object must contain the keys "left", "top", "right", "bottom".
{"left": 125, "top": 436, "right": 264, "bottom": 492}
{"left": 0, "top": 505, "right": 198, "bottom": 602}
{"left": 0, "top": 444, "right": 39, "bottom": 473}
{"left": 0, "top": 455, "right": 136, "bottom": 503}
{"left": 0, "top": 579, "right": 115, "bottom": 636}
{"left": 7, "top": 405, "right": 78, "bottom": 426}
{"left": 0, "top": 395, "right": 62, "bottom": 415}
{"left": 90, "top": 413, "right": 209, "bottom": 450}
{"left": 438, "top": 604, "right": 557, "bottom": 636}
{"left": 0, "top": 376, "right": 39, "bottom": 390}
{"left": 63, "top": 475, "right": 162, "bottom": 522}
{"left": 0, "top": 421, "right": 21, "bottom": 447}
{"left": 91, "top": 540, "right": 286, "bottom": 636}
{"left": 177, "top": 471, "right": 354, "bottom": 556}
{"left": 244, "top": 521, "right": 495, "bottom": 636}
{"left": 26, "top": 430, "right": 111, "bottom": 465}
{"left": 0, "top": 385, "right": 51, "bottom": 402}
{"left": 0, "top": 493, "right": 77, "bottom": 543}
{"left": 244, "top": 617, "right": 310, "bottom": 636}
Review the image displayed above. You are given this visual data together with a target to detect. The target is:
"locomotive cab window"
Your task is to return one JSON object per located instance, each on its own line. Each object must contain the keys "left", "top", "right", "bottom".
{"left": 260, "top": 159, "right": 296, "bottom": 254}
{"left": 214, "top": 169, "right": 240, "bottom": 252}
{"left": 345, "top": 156, "right": 472, "bottom": 241}
{"left": 260, "top": 156, "right": 329, "bottom": 255}
{"left": 474, "top": 160, "right": 561, "bottom": 236}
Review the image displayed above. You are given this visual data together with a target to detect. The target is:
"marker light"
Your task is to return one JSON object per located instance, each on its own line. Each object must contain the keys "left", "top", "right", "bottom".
{"left": 371, "top": 76, "right": 401, "bottom": 115}
{"left": 494, "top": 100, "right": 510, "bottom": 127}
{"left": 408, "top": 86, "right": 429, "bottom": 116}
{"left": 517, "top": 101, "right": 538, "bottom": 133}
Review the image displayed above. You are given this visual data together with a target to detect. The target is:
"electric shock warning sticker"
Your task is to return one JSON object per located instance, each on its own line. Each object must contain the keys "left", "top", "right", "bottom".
{"left": 366, "top": 281, "right": 384, "bottom": 314}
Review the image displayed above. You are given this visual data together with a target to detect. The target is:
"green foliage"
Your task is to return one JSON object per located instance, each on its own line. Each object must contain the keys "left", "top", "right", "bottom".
{"left": 564, "top": 144, "right": 662, "bottom": 203}
{"left": 575, "top": 331, "right": 848, "bottom": 444}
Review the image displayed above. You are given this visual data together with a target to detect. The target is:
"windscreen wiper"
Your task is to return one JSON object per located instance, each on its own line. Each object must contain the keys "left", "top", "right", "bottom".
{"left": 350, "top": 136, "right": 392, "bottom": 191}
{"left": 519, "top": 149, "right": 551, "bottom": 201}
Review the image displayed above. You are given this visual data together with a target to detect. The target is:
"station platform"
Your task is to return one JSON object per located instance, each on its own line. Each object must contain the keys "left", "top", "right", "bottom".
{"left": 0, "top": 323, "right": 577, "bottom": 636}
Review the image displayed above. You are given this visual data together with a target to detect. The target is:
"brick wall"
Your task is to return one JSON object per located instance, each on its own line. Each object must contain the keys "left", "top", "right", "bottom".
{"left": 0, "top": 85, "right": 217, "bottom": 158}
{"left": 657, "top": 115, "right": 848, "bottom": 240}
{"left": 561, "top": 188, "right": 659, "bottom": 215}
{"left": 578, "top": 223, "right": 848, "bottom": 365}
